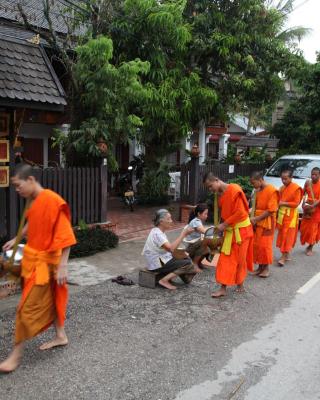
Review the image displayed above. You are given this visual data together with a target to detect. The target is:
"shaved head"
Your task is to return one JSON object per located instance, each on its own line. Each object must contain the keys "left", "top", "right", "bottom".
{"left": 13, "top": 163, "right": 39, "bottom": 181}
{"left": 281, "top": 169, "right": 293, "bottom": 178}
{"left": 250, "top": 171, "right": 264, "bottom": 181}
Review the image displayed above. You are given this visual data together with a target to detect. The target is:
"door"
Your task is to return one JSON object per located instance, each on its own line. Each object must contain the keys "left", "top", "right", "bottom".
{"left": 22, "top": 138, "right": 44, "bottom": 165}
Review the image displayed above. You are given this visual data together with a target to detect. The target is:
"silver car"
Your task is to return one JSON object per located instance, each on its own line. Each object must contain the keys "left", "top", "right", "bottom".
{"left": 264, "top": 154, "right": 320, "bottom": 212}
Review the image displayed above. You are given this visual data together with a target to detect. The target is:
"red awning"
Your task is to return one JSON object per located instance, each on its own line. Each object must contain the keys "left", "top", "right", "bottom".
{"left": 229, "top": 135, "right": 241, "bottom": 142}
{"left": 209, "top": 134, "right": 241, "bottom": 142}
{"left": 206, "top": 126, "right": 227, "bottom": 134}
{"left": 209, "top": 134, "right": 219, "bottom": 142}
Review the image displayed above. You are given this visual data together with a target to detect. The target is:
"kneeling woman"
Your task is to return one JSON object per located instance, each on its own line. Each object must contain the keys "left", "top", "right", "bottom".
{"left": 142, "top": 209, "right": 198, "bottom": 290}
{"left": 184, "top": 203, "right": 211, "bottom": 272}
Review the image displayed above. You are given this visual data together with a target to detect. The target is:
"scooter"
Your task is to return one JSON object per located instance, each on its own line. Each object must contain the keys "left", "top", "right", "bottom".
{"left": 120, "top": 166, "right": 135, "bottom": 212}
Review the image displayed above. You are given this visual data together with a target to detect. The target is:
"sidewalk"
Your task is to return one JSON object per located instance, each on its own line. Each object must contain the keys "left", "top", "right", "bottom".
{"left": 107, "top": 198, "right": 184, "bottom": 242}
{"left": 66, "top": 200, "right": 186, "bottom": 286}
{"left": 0, "top": 229, "right": 165, "bottom": 312}
{"left": 0, "top": 205, "right": 185, "bottom": 309}
{"left": 66, "top": 228, "right": 183, "bottom": 286}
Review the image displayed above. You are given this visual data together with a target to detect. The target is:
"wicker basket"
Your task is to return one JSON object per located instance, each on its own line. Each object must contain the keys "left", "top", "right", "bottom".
{"left": 1, "top": 260, "right": 21, "bottom": 277}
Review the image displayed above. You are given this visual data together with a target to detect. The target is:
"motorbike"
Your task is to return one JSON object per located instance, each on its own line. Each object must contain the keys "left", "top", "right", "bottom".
{"left": 119, "top": 166, "right": 136, "bottom": 212}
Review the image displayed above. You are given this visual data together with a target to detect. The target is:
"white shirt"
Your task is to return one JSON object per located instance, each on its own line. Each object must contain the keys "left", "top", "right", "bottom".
{"left": 142, "top": 227, "right": 173, "bottom": 270}
{"left": 185, "top": 217, "right": 202, "bottom": 242}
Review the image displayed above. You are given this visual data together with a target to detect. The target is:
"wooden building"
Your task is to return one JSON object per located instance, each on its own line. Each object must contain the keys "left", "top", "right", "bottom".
{"left": 0, "top": 2, "right": 107, "bottom": 238}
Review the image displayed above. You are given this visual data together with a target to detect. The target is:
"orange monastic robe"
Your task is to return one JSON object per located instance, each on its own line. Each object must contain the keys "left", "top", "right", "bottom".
{"left": 253, "top": 185, "right": 279, "bottom": 265}
{"left": 300, "top": 181, "right": 320, "bottom": 245}
{"left": 15, "top": 189, "right": 76, "bottom": 343}
{"left": 276, "top": 182, "right": 303, "bottom": 254}
{"left": 216, "top": 184, "right": 253, "bottom": 286}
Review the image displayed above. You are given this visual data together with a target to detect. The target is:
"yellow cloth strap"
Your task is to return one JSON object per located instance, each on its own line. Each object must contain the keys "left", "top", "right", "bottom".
{"left": 308, "top": 180, "right": 315, "bottom": 202}
{"left": 21, "top": 244, "right": 62, "bottom": 285}
{"left": 277, "top": 206, "right": 298, "bottom": 228}
{"left": 221, "top": 217, "right": 251, "bottom": 256}
{"left": 250, "top": 190, "right": 256, "bottom": 218}
{"left": 213, "top": 192, "right": 219, "bottom": 226}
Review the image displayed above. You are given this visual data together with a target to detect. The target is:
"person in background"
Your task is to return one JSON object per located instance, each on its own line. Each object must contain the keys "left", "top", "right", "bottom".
{"left": 142, "top": 209, "right": 198, "bottom": 290}
{"left": 250, "top": 171, "right": 279, "bottom": 278}
{"left": 300, "top": 167, "right": 320, "bottom": 256}
{"left": 276, "top": 170, "right": 303, "bottom": 266}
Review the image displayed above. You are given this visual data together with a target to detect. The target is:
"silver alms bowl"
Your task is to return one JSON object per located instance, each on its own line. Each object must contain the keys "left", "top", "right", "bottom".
{"left": 3, "top": 244, "right": 25, "bottom": 264}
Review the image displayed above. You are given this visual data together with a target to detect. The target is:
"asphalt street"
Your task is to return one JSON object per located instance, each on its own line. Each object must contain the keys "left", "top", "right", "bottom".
{"left": 1, "top": 240, "right": 320, "bottom": 400}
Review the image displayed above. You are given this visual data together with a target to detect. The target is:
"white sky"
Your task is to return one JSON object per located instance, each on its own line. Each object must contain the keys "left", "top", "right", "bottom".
{"left": 286, "top": 0, "right": 320, "bottom": 63}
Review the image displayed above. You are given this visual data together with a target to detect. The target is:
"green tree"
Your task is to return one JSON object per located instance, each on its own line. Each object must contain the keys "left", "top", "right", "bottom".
{"left": 184, "top": 0, "right": 305, "bottom": 129}
{"left": 56, "top": 36, "right": 150, "bottom": 167}
{"left": 111, "top": 0, "right": 217, "bottom": 170}
{"left": 272, "top": 58, "right": 320, "bottom": 153}
{"left": 108, "top": 0, "right": 217, "bottom": 201}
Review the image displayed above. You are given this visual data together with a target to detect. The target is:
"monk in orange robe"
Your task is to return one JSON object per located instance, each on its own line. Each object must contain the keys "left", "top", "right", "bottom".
{"left": 300, "top": 167, "right": 320, "bottom": 256}
{"left": 276, "top": 170, "right": 303, "bottom": 266}
{"left": 250, "top": 171, "right": 279, "bottom": 278}
{"left": 204, "top": 172, "right": 253, "bottom": 297}
{"left": 0, "top": 164, "right": 76, "bottom": 373}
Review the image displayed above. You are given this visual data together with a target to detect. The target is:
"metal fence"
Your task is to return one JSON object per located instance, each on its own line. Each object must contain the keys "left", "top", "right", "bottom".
{"left": 181, "top": 160, "right": 266, "bottom": 203}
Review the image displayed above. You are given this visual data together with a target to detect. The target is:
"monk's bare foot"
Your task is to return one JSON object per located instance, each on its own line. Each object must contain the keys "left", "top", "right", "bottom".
{"left": 0, "top": 357, "right": 20, "bottom": 373}
{"left": 235, "top": 285, "right": 245, "bottom": 293}
{"left": 211, "top": 287, "right": 227, "bottom": 298}
{"left": 201, "top": 258, "right": 212, "bottom": 267}
{"left": 259, "top": 267, "right": 270, "bottom": 278}
{"left": 158, "top": 279, "right": 177, "bottom": 290}
{"left": 251, "top": 266, "right": 263, "bottom": 276}
{"left": 285, "top": 254, "right": 291, "bottom": 261}
{"left": 39, "top": 336, "right": 68, "bottom": 351}
{"left": 306, "top": 246, "right": 314, "bottom": 256}
{"left": 278, "top": 258, "right": 285, "bottom": 267}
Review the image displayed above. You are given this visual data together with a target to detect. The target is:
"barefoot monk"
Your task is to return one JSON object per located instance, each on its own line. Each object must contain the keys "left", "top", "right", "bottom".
{"left": 250, "top": 171, "right": 279, "bottom": 278}
{"left": 0, "top": 164, "right": 76, "bottom": 373}
{"left": 276, "top": 169, "right": 303, "bottom": 267}
{"left": 204, "top": 173, "right": 253, "bottom": 297}
{"left": 300, "top": 167, "right": 320, "bottom": 256}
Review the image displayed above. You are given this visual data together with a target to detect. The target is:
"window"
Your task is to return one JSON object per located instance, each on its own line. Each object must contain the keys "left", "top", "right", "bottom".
{"left": 266, "top": 159, "right": 320, "bottom": 179}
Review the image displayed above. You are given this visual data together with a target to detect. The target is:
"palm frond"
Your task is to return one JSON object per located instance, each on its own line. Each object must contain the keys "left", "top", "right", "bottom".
{"left": 277, "top": 26, "right": 312, "bottom": 43}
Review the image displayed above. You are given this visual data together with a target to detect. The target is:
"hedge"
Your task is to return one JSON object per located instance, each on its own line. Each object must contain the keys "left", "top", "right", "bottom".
{"left": 1, "top": 226, "right": 119, "bottom": 259}
{"left": 70, "top": 225, "right": 119, "bottom": 258}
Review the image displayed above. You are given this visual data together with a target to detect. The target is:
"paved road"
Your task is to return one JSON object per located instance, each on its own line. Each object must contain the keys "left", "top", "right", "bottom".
{"left": 1, "top": 241, "right": 320, "bottom": 400}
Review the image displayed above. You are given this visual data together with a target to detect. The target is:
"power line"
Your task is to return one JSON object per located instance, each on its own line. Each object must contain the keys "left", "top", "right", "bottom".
{"left": 56, "top": 0, "right": 90, "bottom": 15}
{"left": 0, "top": 0, "right": 84, "bottom": 24}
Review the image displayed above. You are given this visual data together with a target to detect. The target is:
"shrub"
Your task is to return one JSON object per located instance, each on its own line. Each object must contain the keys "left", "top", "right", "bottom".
{"left": 139, "top": 165, "right": 171, "bottom": 205}
{"left": 205, "top": 175, "right": 253, "bottom": 223}
{"left": 70, "top": 225, "right": 119, "bottom": 258}
{"left": 228, "top": 175, "right": 253, "bottom": 199}
{"left": 1, "top": 227, "right": 118, "bottom": 259}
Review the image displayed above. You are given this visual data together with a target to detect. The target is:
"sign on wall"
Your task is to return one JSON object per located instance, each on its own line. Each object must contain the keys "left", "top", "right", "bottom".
{"left": 0, "top": 112, "right": 10, "bottom": 137}
{"left": 0, "top": 140, "right": 9, "bottom": 162}
{"left": 0, "top": 166, "right": 9, "bottom": 187}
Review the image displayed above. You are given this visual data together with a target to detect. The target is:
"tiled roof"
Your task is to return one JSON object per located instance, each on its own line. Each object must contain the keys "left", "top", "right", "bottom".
{"left": 0, "top": 22, "right": 48, "bottom": 44}
{"left": 0, "top": 34, "right": 66, "bottom": 107}
{"left": 237, "top": 136, "right": 279, "bottom": 149}
{"left": 0, "top": 0, "right": 80, "bottom": 34}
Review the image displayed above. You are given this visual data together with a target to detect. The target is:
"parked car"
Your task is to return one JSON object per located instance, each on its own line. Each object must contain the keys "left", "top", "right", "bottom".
{"left": 264, "top": 154, "right": 320, "bottom": 213}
